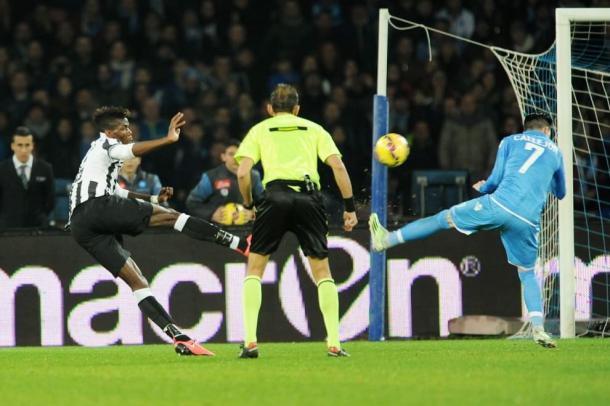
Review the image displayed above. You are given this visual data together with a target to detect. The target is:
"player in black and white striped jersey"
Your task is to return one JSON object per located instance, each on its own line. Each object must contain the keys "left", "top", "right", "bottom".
{"left": 69, "top": 106, "right": 250, "bottom": 356}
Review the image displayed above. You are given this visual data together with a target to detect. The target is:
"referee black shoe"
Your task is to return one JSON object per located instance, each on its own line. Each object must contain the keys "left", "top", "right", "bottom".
{"left": 238, "top": 342, "right": 259, "bottom": 358}
{"left": 327, "top": 346, "right": 350, "bottom": 357}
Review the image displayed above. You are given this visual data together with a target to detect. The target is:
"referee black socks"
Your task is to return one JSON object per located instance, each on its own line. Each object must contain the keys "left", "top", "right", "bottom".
{"left": 174, "top": 213, "right": 243, "bottom": 252}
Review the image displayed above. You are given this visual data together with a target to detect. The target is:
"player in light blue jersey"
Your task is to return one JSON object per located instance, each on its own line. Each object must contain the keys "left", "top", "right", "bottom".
{"left": 370, "top": 113, "right": 565, "bottom": 348}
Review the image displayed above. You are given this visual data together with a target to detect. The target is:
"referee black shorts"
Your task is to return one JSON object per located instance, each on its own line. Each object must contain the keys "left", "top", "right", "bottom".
{"left": 251, "top": 182, "right": 328, "bottom": 259}
{"left": 70, "top": 195, "right": 153, "bottom": 276}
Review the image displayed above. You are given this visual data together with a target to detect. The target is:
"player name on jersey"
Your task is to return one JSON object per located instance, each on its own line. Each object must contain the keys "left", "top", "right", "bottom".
{"left": 513, "top": 134, "right": 559, "bottom": 152}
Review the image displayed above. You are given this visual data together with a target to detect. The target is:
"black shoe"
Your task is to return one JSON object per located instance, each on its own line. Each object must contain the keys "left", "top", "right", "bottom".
{"left": 327, "top": 346, "right": 350, "bottom": 357}
{"left": 238, "top": 343, "right": 259, "bottom": 358}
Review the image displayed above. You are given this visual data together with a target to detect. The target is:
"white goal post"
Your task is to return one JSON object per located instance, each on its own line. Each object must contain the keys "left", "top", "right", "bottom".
{"left": 557, "top": 8, "right": 610, "bottom": 338}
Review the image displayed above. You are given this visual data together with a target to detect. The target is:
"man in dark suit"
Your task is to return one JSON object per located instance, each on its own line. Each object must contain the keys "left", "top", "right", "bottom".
{"left": 0, "top": 126, "right": 55, "bottom": 228}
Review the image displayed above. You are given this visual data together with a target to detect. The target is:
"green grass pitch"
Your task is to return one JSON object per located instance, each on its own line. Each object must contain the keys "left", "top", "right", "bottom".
{"left": 1, "top": 339, "right": 608, "bottom": 405}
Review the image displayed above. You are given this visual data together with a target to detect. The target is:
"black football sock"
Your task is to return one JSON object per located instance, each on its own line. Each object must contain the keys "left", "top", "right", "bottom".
{"left": 173, "top": 213, "right": 241, "bottom": 250}
{"left": 134, "top": 289, "right": 190, "bottom": 341}
{"left": 237, "top": 237, "right": 248, "bottom": 252}
{"left": 163, "top": 324, "right": 190, "bottom": 342}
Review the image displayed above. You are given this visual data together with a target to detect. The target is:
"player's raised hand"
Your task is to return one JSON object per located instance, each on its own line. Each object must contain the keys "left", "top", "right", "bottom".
{"left": 158, "top": 187, "right": 174, "bottom": 203}
{"left": 343, "top": 211, "right": 358, "bottom": 232}
{"left": 167, "top": 112, "right": 186, "bottom": 143}
{"left": 473, "top": 180, "right": 486, "bottom": 192}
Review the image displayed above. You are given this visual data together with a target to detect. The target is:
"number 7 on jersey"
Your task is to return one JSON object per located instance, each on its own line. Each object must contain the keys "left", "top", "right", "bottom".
{"left": 519, "top": 142, "right": 545, "bottom": 174}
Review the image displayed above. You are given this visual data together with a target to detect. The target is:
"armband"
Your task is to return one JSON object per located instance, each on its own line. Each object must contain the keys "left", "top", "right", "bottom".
{"left": 343, "top": 197, "right": 356, "bottom": 213}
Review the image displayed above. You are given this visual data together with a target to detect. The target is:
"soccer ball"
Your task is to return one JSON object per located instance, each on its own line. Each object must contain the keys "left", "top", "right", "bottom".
{"left": 220, "top": 202, "right": 250, "bottom": 225}
{"left": 374, "top": 133, "right": 410, "bottom": 167}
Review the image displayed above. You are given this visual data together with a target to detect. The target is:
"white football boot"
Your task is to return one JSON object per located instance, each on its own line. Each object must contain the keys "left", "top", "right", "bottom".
{"left": 369, "top": 213, "right": 390, "bottom": 252}
{"left": 533, "top": 327, "right": 557, "bottom": 348}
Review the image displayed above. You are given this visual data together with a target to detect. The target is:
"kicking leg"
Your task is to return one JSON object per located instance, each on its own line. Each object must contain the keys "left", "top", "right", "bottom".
{"left": 148, "top": 204, "right": 250, "bottom": 255}
{"left": 517, "top": 267, "right": 556, "bottom": 348}
{"left": 308, "top": 257, "right": 349, "bottom": 357}
{"left": 239, "top": 252, "right": 269, "bottom": 358}
{"left": 118, "top": 258, "right": 214, "bottom": 355}
{"left": 369, "top": 209, "right": 453, "bottom": 251}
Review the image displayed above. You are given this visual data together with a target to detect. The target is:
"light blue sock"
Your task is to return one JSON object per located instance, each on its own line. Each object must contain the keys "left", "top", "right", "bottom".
{"left": 386, "top": 210, "right": 451, "bottom": 248}
{"left": 518, "top": 270, "right": 544, "bottom": 328}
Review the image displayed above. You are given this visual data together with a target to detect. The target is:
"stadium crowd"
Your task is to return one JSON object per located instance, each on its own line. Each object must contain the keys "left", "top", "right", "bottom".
{"left": 0, "top": 0, "right": 603, "bottom": 228}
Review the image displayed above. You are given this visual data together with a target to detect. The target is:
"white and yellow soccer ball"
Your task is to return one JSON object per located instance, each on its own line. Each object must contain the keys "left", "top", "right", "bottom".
{"left": 219, "top": 202, "right": 250, "bottom": 225}
{"left": 374, "top": 133, "right": 410, "bottom": 167}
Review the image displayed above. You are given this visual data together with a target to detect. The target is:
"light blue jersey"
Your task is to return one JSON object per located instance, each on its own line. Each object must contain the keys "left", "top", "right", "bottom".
{"left": 448, "top": 129, "right": 566, "bottom": 269}
{"left": 479, "top": 130, "right": 566, "bottom": 225}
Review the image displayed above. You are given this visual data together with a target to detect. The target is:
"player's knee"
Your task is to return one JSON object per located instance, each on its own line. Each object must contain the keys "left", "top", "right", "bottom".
{"left": 435, "top": 209, "right": 451, "bottom": 230}
{"left": 517, "top": 267, "right": 535, "bottom": 282}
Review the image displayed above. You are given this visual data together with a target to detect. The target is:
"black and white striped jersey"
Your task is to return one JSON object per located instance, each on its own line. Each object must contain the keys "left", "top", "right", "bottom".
{"left": 69, "top": 133, "right": 132, "bottom": 219}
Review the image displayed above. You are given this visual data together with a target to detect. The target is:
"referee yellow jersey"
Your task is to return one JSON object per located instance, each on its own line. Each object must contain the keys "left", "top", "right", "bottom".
{"left": 235, "top": 113, "right": 341, "bottom": 188}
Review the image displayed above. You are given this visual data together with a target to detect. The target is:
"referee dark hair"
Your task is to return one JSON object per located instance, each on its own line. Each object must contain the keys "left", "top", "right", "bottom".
{"left": 235, "top": 83, "right": 357, "bottom": 358}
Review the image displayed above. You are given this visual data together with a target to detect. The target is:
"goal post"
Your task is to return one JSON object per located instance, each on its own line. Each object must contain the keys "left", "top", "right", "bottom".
{"left": 555, "top": 8, "right": 575, "bottom": 339}
{"left": 556, "top": 7, "right": 610, "bottom": 339}
{"left": 369, "top": 8, "right": 390, "bottom": 341}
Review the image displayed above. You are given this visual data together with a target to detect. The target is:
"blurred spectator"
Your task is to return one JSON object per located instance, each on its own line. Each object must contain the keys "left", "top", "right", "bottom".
{"left": 72, "top": 36, "right": 97, "bottom": 88}
{"left": 0, "top": 126, "right": 54, "bottom": 229}
{"left": 186, "top": 139, "right": 263, "bottom": 224}
{"left": 74, "top": 89, "right": 98, "bottom": 122}
{"left": 109, "top": 41, "right": 135, "bottom": 90}
{"left": 79, "top": 120, "right": 98, "bottom": 159}
{"left": 81, "top": 0, "right": 104, "bottom": 37}
{"left": 436, "top": 0, "right": 475, "bottom": 39}
{"left": 510, "top": 21, "right": 535, "bottom": 53}
{"left": 118, "top": 156, "right": 163, "bottom": 198}
{"left": 52, "top": 76, "right": 76, "bottom": 118}
{"left": 41, "top": 118, "right": 80, "bottom": 180}
{"left": 344, "top": 4, "right": 375, "bottom": 71}
{"left": 439, "top": 93, "right": 498, "bottom": 182}
{"left": 24, "top": 104, "right": 51, "bottom": 141}
{"left": 501, "top": 116, "right": 520, "bottom": 136}
{"left": 407, "top": 120, "right": 439, "bottom": 170}
{"left": 401, "top": 120, "right": 439, "bottom": 213}
{"left": 269, "top": 58, "right": 300, "bottom": 90}
{"left": 263, "top": 0, "right": 313, "bottom": 63}
{"left": 139, "top": 97, "right": 167, "bottom": 140}
{"left": 3, "top": 71, "right": 31, "bottom": 121}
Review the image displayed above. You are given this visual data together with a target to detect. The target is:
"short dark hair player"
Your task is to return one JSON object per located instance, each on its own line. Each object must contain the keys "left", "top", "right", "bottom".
{"left": 69, "top": 106, "right": 251, "bottom": 356}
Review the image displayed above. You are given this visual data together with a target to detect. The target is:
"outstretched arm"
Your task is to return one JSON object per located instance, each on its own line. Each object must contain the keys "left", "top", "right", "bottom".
{"left": 551, "top": 155, "right": 567, "bottom": 199}
{"left": 115, "top": 186, "right": 174, "bottom": 205}
{"left": 108, "top": 113, "right": 186, "bottom": 160}
{"left": 325, "top": 154, "right": 358, "bottom": 231}
{"left": 477, "top": 138, "right": 508, "bottom": 194}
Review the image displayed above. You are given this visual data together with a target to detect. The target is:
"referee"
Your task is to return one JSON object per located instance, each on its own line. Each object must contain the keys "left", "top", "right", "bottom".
{"left": 236, "top": 84, "right": 358, "bottom": 358}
